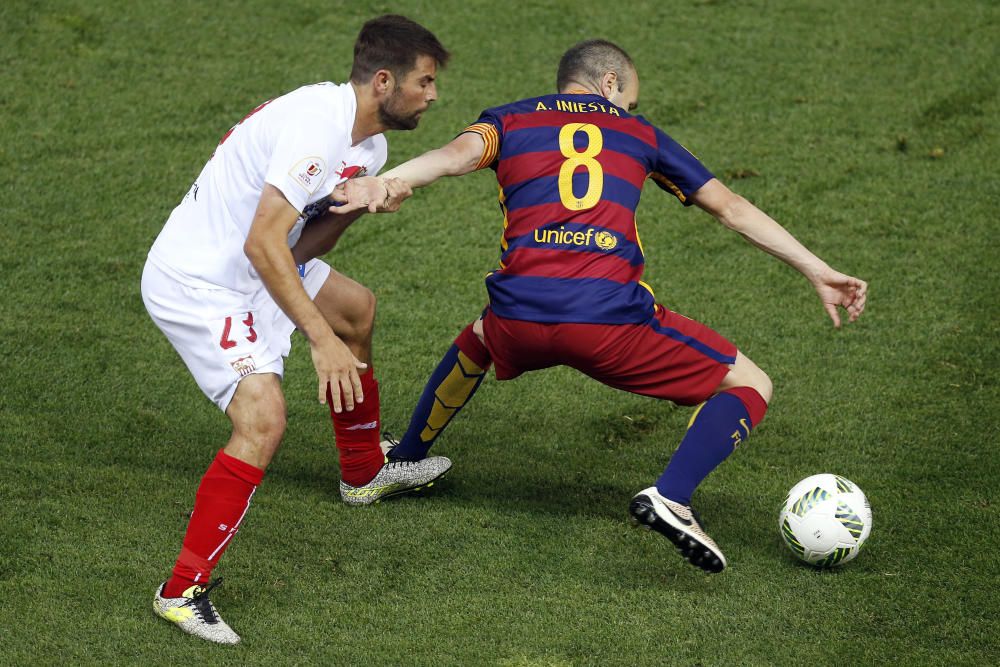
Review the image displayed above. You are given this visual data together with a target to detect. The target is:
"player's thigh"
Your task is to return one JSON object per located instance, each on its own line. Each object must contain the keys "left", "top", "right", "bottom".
{"left": 472, "top": 313, "right": 486, "bottom": 343}
{"left": 571, "top": 306, "right": 737, "bottom": 406}
{"left": 310, "top": 262, "right": 375, "bottom": 337}
{"left": 142, "top": 260, "right": 285, "bottom": 412}
{"left": 717, "top": 350, "right": 772, "bottom": 403}
{"left": 481, "top": 310, "right": 559, "bottom": 380}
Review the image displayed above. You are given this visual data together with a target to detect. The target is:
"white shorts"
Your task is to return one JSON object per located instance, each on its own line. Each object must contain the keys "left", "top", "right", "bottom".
{"left": 141, "top": 257, "right": 332, "bottom": 411}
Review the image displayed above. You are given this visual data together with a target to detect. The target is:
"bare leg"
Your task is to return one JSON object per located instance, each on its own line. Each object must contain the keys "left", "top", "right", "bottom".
{"left": 311, "top": 268, "right": 376, "bottom": 364}
{"left": 160, "top": 373, "right": 283, "bottom": 603}
{"left": 223, "top": 372, "right": 287, "bottom": 468}
{"left": 716, "top": 350, "right": 773, "bottom": 403}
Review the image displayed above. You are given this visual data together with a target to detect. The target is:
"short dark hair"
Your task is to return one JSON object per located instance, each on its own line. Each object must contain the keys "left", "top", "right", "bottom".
{"left": 556, "top": 39, "right": 635, "bottom": 92}
{"left": 350, "top": 15, "right": 449, "bottom": 84}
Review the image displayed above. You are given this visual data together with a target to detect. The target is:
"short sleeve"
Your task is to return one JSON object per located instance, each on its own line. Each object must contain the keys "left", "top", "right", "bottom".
{"left": 265, "top": 111, "right": 348, "bottom": 212}
{"left": 366, "top": 134, "right": 388, "bottom": 176}
{"left": 461, "top": 107, "right": 503, "bottom": 170}
{"left": 648, "top": 125, "right": 714, "bottom": 205}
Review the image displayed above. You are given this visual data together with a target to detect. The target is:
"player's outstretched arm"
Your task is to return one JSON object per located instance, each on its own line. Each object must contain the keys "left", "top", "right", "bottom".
{"left": 383, "top": 131, "right": 485, "bottom": 186}
{"left": 690, "top": 178, "right": 868, "bottom": 328}
{"left": 329, "top": 132, "right": 486, "bottom": 213}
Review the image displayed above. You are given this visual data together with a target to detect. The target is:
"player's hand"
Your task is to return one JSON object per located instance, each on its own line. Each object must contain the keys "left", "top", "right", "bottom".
{"left": 328, "top": 177, "right": 380, "bottom": 214}
{"left": 812, "top": 268, "right": 868, "bottom": 328}
{"left": 310, "top": 333, "right": 368, "bottom": 412}
{"left": 329, "top": 177, "right": 411, "bottom": 214}
{"left": 379, "top": 177, "right": 412, "bottom": 212}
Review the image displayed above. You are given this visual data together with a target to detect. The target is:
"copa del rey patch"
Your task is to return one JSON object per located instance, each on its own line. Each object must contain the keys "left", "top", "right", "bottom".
{"left": 290, "top": 157, "right": 326, "bottom": 194}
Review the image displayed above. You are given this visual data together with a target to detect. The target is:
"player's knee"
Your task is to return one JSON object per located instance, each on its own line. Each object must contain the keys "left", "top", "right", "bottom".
{"left": 754, "top": 367, "right": 773, "bottom": 404}
{"left": 229, "top": 377, "right": 287, "bottom": 448}
{"left": 253, "top": 402, "right": 287, "bottom": 445}
{"left": 343, "top": 286, "right": 376, "bottom": 344}
{"left": 722, "top": 352, "right": 773, "bottom": 404}
{"left": 740, "top": 357, "right": 772, "bottom": 403}
{"left": 358, "top": 286, "right": 376, "bottom": 333}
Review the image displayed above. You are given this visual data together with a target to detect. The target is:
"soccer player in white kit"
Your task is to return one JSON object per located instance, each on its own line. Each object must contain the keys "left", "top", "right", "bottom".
{"left": 142, "top": 15, "right": 451, "bottom": 644}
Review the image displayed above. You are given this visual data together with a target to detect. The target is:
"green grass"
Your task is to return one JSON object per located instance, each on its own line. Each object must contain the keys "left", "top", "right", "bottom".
{"left": 2, "top": 0, "right": 998, "bottom": 664}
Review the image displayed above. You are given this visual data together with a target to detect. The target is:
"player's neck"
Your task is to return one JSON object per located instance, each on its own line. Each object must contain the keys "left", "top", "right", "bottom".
{"left": 559, "top": 83, "right": 600, "bottom": 96}
{"left": 350, "top": 81, "right": 384, "bottom": 145}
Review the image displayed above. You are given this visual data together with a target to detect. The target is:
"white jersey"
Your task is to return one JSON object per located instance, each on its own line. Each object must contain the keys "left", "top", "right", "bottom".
{"left": 149, "top": 82, "right": 387, "bottom": 293}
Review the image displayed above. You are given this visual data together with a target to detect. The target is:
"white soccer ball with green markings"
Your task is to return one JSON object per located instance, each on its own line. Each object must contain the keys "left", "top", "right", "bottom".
{"left": 779, "top": 474, "right": 872, "bottom": 567}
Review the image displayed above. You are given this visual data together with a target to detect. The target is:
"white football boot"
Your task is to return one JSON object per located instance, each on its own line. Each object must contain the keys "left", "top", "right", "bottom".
{"left": 629, "top": 487, "right": 727, "bottom": 573}
{"left": 153, "top": 578, "right": 240, "bottom": 645}
{"left": 340, "top": 440, "right": 452, "bottom": 506}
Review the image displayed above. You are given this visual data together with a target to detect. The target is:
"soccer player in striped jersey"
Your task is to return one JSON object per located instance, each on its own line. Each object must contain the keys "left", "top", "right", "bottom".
{"left": 327, "top": 40, "right": 867, "bottom": 573}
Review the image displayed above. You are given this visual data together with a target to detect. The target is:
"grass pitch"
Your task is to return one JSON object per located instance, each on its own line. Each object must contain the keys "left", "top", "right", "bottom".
{"left": 1, "top": 0, "right": 998, "bottom": 664}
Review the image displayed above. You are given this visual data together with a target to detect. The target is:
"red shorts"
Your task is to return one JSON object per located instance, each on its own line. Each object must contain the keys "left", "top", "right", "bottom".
{"left": 482, "top": 305, "right": 737, "bottom": 406}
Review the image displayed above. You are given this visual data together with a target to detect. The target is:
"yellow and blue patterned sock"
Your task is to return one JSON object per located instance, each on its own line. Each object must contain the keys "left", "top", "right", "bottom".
{"left": 391, "top": 323, "right": 491, "bottom": 460}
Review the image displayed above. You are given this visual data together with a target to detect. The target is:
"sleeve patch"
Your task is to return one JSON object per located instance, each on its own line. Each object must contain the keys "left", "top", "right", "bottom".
{"left": 649, "top": 172, "right": 686, "bottom": 202}
{"left": 289, "top": 157, "right": 327, "bottom": 194}
{"left": 464, "top": 122, "right": 500, "bottom": 170}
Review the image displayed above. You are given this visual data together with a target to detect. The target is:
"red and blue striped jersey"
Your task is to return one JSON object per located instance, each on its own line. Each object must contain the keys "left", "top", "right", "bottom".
{"left": 463, "top": 93, "right": 714, "bottom": 325}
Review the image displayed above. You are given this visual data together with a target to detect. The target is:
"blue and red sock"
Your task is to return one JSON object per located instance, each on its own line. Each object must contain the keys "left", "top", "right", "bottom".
{"left": 656, "top": 387, "right": 768, "bottom": 506}
{"left": 391, "top": 323, "right": 491, "bottom": 460}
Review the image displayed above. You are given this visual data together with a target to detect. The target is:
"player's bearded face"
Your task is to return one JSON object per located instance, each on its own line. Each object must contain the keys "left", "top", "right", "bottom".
{"left": 378, "top": 85, "right": 424, "bottom": 130}
{"left": 377, "top": 56, "right": 438, "bottom": 131}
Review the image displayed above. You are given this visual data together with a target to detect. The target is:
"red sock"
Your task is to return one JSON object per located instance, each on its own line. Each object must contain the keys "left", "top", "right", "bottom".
{"left": 722, "top": 386, "right": 769, "bottom": 427}
{"left": 329, "top": 368, "right": 383, "bottom": 486}
{"left": 163, "top": 450, "right": 264, "bottom": 598}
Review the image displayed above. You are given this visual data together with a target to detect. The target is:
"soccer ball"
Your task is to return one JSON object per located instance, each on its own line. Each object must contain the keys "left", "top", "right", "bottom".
{"left": 778, "top": 474, "right": 872, "bottom": 567}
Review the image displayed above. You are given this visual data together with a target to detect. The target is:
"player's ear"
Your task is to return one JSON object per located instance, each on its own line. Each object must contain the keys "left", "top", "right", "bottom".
{"left": 600, "top": 71, "right": 618, "bottom": 100}
{"left": 373, "top": 69, "right": 394, "bottom": 95}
